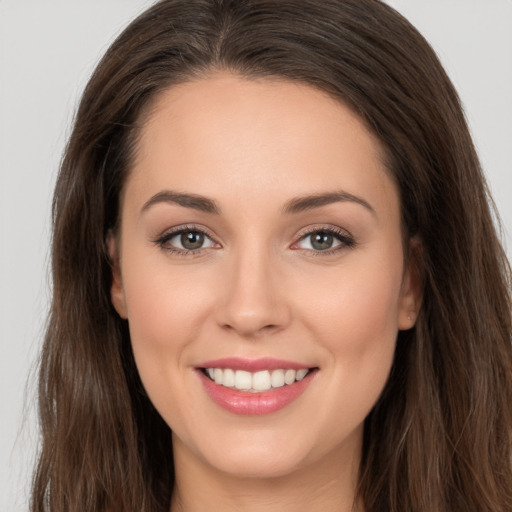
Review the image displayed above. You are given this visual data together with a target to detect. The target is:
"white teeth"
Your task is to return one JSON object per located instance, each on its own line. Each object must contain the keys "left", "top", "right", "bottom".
{"left": 223, "top": 368, "right": 235, "bottom": 387}
{"left": 296, "top": 369, "right": 308, "bottom": 381}
{"left": 204, "top": 367, "right": 311, "bottom": 392}
{"left": 214, "top": 368, "right": 223, "bottom": 385}
{"left": 284, "top": 369, "right": 296, "bottom": 385}
{"left": 271, "top": 369, "right": 285, "bottom": 388}
{"left": 235, "top": 370, "right": 252, "bottom": 391}
{"left": 252, "top": 370, "right": 271, "bottom": 391}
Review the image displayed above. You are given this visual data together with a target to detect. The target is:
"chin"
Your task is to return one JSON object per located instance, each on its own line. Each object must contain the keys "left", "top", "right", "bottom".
{"left": 176, "top": 426, "right": 315, "bottom": 480}
{"left": 208, "top": 448, "right": 309, "bottom": 480}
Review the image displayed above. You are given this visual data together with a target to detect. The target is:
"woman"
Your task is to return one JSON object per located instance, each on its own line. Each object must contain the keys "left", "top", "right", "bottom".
{"left": 32, "top": 0, "right": 512, "bottom": 511}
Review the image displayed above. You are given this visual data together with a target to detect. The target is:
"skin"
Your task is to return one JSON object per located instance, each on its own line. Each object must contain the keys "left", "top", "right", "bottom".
{"left": 109, "top": 73, "right": 421, "bottom": 512}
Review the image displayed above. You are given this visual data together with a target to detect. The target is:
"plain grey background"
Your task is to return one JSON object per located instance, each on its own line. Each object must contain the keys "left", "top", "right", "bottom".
{"left": 1, "top": 1, "right": 511, "bottom": 510}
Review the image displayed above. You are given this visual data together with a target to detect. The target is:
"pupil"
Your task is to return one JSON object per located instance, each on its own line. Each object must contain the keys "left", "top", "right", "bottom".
{"left": 181, "top": 231, "right": 204, "bottom": 250}
{"left": 311, "top": 232, "right": 333, "bottom": 250}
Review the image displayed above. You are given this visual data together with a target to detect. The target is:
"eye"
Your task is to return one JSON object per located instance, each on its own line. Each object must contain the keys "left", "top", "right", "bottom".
{"left": 155, "top": 227, "right": 218, "bottom": 254}
{"left": 293, "top": 228, "right": 355, "bottom": 253}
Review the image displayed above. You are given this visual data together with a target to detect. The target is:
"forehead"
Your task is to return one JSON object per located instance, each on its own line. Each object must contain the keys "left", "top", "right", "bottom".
{"left": 126, "top": 73, "right": 398, "bottom": 222}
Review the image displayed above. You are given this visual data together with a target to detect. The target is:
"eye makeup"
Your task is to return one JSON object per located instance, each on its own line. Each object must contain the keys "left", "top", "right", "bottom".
{"left": 152, "top": 222, "right": 356, "bottom": 258}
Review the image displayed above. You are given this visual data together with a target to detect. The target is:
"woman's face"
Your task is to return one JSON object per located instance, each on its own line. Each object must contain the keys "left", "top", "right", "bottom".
{"left": 110, "top": 73, "right": 419, "bottom": 480}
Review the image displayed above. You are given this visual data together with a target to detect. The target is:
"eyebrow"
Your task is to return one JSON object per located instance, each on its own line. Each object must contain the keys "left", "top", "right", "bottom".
{"left": 282, "top": 191, "right": 376, "bottom": 216}
{"left": 140, "top": 189, "right": 375, "bottom": 217}
{"left": 141, "top": 190, "right": 221, "bottom": 215}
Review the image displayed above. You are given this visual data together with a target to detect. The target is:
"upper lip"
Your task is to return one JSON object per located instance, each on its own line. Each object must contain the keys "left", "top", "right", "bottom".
{"left": 196, "top": 357, "right": 314, "bottom": 372}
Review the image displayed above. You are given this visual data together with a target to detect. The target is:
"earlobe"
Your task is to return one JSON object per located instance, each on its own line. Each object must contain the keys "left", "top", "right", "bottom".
{"left": 398, "top": 236, "right": 423, "bottom": 330}
{"left": 107, "top": 232, "right": 128, "bottom": 319}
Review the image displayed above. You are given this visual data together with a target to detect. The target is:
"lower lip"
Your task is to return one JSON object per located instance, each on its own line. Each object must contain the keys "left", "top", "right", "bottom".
{"left": 198, "top": 370, "right": 316, "bottom": 415}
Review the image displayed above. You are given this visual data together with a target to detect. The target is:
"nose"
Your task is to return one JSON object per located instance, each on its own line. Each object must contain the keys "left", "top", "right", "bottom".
{"left": 215, "top": 247, "right": 292, "bottom": 338}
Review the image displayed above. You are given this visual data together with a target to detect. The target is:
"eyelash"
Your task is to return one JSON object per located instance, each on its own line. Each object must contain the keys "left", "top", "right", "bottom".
{"left": 153, "top": 224, "right": 218, "bottom": 257}
{"left": 293, "top": 226, "right": 356, "bottom": 255}
{"left": 153, "top": 224, "right": 356, "bottom": 257}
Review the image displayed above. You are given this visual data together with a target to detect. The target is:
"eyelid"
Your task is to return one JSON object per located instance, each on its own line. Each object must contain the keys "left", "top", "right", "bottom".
{"left": 291, "top": 224, "right": 356, "bottom": 253}
{"left": 152, "top": 223, "right": 355, "bottom": 256}
{"left": 153, "top": 224, "right": 220, "bottom": 255}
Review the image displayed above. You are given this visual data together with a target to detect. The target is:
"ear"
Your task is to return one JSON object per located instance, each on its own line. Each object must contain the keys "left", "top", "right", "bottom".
{"left": 397, "top": 236, "right": 423, "bottom": 330}
{"left": 107, "top": 232, "right": 128, "bottom": 319}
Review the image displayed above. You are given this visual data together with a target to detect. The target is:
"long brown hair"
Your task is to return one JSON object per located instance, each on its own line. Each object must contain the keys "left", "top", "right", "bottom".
{"left": 32, "top": 1, "right": 512, "bottom": 510}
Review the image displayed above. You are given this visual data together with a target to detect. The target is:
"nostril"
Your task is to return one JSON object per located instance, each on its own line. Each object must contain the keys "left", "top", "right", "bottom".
{"left": 220, "top": 321, "right": 281, "bottom": 337}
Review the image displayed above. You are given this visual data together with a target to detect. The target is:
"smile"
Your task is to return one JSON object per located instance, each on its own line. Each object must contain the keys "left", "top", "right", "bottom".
{"left": 197, "top": 358, "right": 317, "bottom": 415}
{"left": 204, "top": 368, "right": 310, "bottom": 392}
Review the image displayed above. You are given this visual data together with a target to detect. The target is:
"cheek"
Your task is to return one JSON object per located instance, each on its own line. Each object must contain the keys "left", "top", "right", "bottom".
{"left": 303, "top": 254, "right": 403, "bottom": 346}
{"left": 120, "top": 250, "right": 217, "bottom": 393}
{"left": 123, "top": 245, "right": 213, "bottom": 332}
{"left": 299, "top": 252, "right": 403, "bottom": 407}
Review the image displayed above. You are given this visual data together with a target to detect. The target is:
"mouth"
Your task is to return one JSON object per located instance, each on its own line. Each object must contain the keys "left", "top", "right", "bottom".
{"left": 196, "top": 358, "right": 318, "bottom": 415}
{"left": 201, "top": 367, "right": 311, "bottom": 393}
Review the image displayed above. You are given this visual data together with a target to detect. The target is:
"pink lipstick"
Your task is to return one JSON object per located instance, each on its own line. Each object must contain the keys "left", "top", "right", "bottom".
{"left": 196, "top": 358, "right": 317, "bottom": 415}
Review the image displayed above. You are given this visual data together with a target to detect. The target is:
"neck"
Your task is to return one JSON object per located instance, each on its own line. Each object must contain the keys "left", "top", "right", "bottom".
{"left": 170, "top": 435, "right": 363, "bottom": 512}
